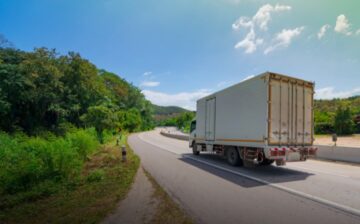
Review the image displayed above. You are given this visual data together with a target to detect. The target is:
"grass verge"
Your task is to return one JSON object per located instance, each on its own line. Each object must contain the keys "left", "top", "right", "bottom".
{"left": 0, "top": 135, "right": 140, "bottom": 224}
{"left": 143, "top": 169, "right": 194, "bottom": 224}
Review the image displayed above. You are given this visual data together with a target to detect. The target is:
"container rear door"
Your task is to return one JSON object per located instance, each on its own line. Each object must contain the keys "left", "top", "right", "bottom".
{"left": 205, "top": 98, "right": 216, "bottom": 141}
{"left": 269, "top": 77, "right": 313, "bottom": 146}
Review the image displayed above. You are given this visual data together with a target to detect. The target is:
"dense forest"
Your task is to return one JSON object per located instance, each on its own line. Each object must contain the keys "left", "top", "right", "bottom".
{"left": 0, "top": 47, "right": 154, "bottom": 138}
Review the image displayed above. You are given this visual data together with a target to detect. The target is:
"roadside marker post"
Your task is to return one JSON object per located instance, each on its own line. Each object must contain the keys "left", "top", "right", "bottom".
{"left": 122, "top": 145, "right": 127, "bottom": 162}
{"left": 332, "top": 134, "right": 337, "bottom": 146}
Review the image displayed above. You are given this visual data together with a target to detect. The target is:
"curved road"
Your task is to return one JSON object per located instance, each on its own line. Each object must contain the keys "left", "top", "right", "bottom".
{"left": 128, "top": 130, "right": 360, "bottom": 224}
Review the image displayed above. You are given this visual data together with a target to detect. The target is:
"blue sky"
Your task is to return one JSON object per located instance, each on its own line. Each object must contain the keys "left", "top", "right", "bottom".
{"left": 1, "top": 0, "right": 359, "bottom": 109}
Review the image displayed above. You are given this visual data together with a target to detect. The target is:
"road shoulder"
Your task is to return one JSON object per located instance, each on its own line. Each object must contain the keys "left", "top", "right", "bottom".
{"left": 103, "top": 167, "right": 159, "bottom": 224}
{"left": 103, "top": 165, "right": 194, "bottom": 224}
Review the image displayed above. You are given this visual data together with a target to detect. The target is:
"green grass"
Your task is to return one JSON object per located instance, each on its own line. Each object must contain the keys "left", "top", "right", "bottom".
{"left": 0, "top": 129, "right": 100, "bottom": 196}
{"left": 0, "top": 135, "right": 140, "bottom": 224}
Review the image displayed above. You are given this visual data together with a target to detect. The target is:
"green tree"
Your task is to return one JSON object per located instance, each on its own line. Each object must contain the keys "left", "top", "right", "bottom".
{"left": 59, "top": 52, "right": 108, "bottom": 126}
{"left": 334, "top": 107, "right": 354, "bottom": 135}
{"left": 81, "top": 106, "right": 115, "bottom": 143}
{"left": 159, "top": 112, "right": 195, "bottom": 132}
{"left": 116, "top": 108, "right": 142, "bottom": 132}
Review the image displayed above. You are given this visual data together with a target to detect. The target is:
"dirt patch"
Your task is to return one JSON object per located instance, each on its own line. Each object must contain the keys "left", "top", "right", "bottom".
{"left": 144, "top": 169, "right": 194, "bottom": 224}
{"left": 103, "top": 167, "right": 159, "bottom": 224}
{"left": 103, "top": 166, "right": 194, "bottom": 224}
{"left": 315, "top": 135, "right": 360, "bottom": 148}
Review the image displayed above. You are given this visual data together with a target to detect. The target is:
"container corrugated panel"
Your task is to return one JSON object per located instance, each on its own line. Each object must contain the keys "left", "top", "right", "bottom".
{"left": 267, "top": 73, "right": 314, "bottom": 146}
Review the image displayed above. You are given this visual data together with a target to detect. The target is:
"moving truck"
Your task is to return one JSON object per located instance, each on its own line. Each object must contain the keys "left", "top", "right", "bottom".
{"left": 189, "top": 72, "right": 317, "bottom": 166}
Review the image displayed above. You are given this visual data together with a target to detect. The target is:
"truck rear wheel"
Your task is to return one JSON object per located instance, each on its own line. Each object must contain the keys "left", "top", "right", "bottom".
{"left": 260, "top": 159, "right": 274, "bottom": 166}
{"left": 226, "top": 147, "right": 242, "bottom": 166}
{"left": 192, "top": 143, "right": 200, "bottom": 155}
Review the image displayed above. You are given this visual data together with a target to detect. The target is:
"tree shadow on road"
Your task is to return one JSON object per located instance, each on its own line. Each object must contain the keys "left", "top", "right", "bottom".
{"left": 179, "top": 153, "right": 314, "bottom": 188}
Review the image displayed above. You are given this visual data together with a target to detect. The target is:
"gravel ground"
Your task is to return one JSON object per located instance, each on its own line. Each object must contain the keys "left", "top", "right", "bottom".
{"left": 315, "top": 135, "right": 360, "bottom": 148}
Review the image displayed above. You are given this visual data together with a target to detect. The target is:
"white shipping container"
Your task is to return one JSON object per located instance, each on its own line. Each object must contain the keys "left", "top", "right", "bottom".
{"left": 189, "top": 72, "right": 317, "bottom": 166}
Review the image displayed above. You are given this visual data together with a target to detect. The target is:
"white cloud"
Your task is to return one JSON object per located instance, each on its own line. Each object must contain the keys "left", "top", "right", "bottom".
{"left": 142, "top": 89, "right": 212, "bottom": 110}
{"left": 264, "top": 26, "right": 304, "bottom": 54}
{"left": 143, "top": 71, "right": 152, "bottom": 76}
{"left": 232, "top": 4, "right": 291, "bottom": 54}
{"left": 232, "top": 16, "right": 253, "bottom": 30}
{"left": 334, "top": 14, "right": 352, "bottom": 35}
{"left": 140, "top": 81, "right": 160, "bottom": 87}
{"left": 234, "top": 29, "right": 263, "bottom": 53}
{"left": 317, "top": 24, "right": 330, "bottom": 39}
{"left": 242, "top": 75, "right": 255, "bottom": 81}
{"left": 315, "top": 87, "right": 360, "bottom": 99}
{"left": 356, "top": 29, "right": 360, "bottom": 35}
{"left": 253, "top": 4, "right": 291, "bottom": 31}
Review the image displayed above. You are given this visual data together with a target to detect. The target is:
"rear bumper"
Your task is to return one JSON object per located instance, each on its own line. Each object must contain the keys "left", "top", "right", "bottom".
{"left": 265, "top": 146, "right": 318, "bottom": 161}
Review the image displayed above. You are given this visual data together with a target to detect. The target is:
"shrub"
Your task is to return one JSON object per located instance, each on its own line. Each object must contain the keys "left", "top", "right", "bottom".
{"left": 0, "top": 128, "right": 99, "bottom": 195}
{"left": 315, "top": 122, "right": 334, "bottom": 134}
{"left": 334, "top": 107, "right": 355, "bottom": 135}
{"left": 56, "top": 122, "right": 78, "bottom": 136}
{"left": 86, "top": 169, "right": 105, "bottom": 183}
{"left": 67, "top": 128, "right": 99, "bottom": 160}
{"left": 102, "top": 129, "right": 115, "bottom": 144}
{"left": 0, "top": 133, "right": 42, "bottom": 193}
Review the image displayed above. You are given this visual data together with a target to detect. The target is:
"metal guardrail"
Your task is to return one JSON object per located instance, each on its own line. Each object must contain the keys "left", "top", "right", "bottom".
{"left": 159, "top": 131, "right": 360, "bottom": 164}
{"left": 160, "top": 131, "right": 189, "bottom": 141}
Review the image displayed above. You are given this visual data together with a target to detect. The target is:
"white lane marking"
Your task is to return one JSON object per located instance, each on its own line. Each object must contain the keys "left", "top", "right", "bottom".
{"left": 286, "top": 164, "right": 352, "bottom": 179}
{"left": 135, "top": 133, "right": 360, "bottom": 218}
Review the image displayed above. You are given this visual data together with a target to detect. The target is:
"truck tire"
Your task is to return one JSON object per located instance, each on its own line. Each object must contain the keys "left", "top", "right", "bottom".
{"left": 260, "top": 159, "right": 274, "bottom": 166}
{"left": 226, "top": 147, "right": 241, "bottom": 166}
{"left": 192, "top": 143, "right": 200, "bottom": 155}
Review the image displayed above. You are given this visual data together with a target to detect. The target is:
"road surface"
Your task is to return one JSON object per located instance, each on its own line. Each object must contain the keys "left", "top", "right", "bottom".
{"left": 128, "top": 130, "right": 360, "bottom": 224}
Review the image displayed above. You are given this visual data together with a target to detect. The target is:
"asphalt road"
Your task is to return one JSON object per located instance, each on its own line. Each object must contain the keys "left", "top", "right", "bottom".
{"left": 128, "top": 130, "right": 360, "bottom": 224}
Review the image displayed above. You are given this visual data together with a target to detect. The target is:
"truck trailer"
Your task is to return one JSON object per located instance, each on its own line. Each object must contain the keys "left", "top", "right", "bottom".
{"left": 189, "top": 72, "right": 317, "bottom": 166}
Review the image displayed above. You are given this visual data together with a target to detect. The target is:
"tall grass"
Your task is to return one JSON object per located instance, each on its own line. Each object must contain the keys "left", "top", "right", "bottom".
{"left": 0, "top": 128, "right": 99, "bottom": 197}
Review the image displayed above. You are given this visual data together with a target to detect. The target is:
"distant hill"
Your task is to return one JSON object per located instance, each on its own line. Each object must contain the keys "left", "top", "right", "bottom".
{"left": 152, "top": 105, "right": 189, "bottom": 115}
{"left": 151, "top": 105, "right": 190, "bottom": 121}
{"left": 314, "top": 95, "right": 360, "bottom": 115}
